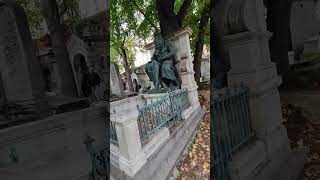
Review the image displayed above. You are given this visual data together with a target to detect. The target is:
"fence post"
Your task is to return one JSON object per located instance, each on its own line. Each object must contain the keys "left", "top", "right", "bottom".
{"left": 112, "top": 110, "right": 147, "bottom": 177}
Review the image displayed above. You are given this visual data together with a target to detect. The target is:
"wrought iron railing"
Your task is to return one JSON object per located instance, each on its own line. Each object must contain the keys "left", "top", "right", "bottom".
{"left": 84, "top": 136, "right": 109, "bottom": 180}
{"left": 137, "top": 89, "right": 189, "bottom": 144}
{"left": 110, "top": 121, "right": 118, "bottom": 146}
{"left": 211, "top": 84, "right": 253, "bottom": 180}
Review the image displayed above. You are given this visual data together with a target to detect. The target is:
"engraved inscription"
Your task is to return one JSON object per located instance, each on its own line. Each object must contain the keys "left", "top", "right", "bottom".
{"left": 0, "top": 7, "right": 20, "bottom": 77}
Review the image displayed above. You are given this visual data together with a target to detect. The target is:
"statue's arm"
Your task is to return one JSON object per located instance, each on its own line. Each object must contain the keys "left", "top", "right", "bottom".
{"left": 158, "top": 43, "right": 176, "bottom": 61}
{"left": 158, "top": 52, "right": 175, "bottom": 61}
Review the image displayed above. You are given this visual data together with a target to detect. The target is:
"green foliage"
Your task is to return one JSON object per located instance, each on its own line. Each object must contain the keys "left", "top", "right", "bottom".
{"left": 111, "top": 0, "right": 142, "bottom": 71}
{"left": 112, "top": 0, "right": 210, "bottom": 56}
{"left": 58, "top": 0, "right": 81, "bottom": 31}
{"left": 16, "top": 0, "right": 44, "bottom": 30}
{"left": 16, "top": 0, "right": 81, "bottom": 33}
{"left": 183, "top": 0, "right": 210, "bottom": 52}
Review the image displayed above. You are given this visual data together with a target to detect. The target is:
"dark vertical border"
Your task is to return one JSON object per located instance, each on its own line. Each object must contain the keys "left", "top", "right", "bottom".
{"left": 210, "top": 0, "right": 215, "bottom": 178}
{"left": 103, "top": 0, "right": 110, "bottom": 179}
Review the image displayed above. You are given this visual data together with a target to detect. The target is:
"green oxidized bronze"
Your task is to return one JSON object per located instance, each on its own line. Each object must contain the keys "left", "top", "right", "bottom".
{"left": 145, "top": 31, "right": 181, "bottom": 93}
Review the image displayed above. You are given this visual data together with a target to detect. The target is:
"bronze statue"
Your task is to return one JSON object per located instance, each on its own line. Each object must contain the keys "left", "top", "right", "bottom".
{"left": 145, "top": 32, "right": 180, "bottom": 92}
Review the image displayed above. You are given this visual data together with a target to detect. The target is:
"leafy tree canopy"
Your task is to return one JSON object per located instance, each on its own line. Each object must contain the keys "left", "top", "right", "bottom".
{"left": 111, "top": 0, "right": 210, "bottom": 55}
{"left": 16, "top": 0, "right": 81, "bottom": 34}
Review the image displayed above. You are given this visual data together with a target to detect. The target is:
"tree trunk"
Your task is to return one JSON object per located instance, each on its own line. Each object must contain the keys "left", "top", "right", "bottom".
{"left": 104, "top": 4, "right": 110, "bottom": 97}
{"left": 194, "top": 8, "right": 210, "bottom": 85}
{"left": 266, "top": 0, "right": 294, "bottom": 85}
{"left": 120, "top": 47, "right": 134, "bottom": 92}
{"left": 155, "top": 0, "right": 179, "bottom": 37}
{"left": 39, "top": 0, "right": 78, "bottom": 97}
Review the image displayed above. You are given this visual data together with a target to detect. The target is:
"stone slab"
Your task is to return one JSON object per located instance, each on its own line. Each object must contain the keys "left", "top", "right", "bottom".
{"left": 0, "top": 105, "right": 107, "bottom": 180}
{"left": 0, "top": 2, "right": 44, "bottom": 103}
{"left": 143, "top": 128, "right": 170, "bottom": 159}
{"left": 252, "top": 147, "right": 306, "bottom": 180}
{"left": 110, "top": 108, "right": 205, "bottom": 180}
{"left": 228, "top": 139, "right": 267, "bottom": 180}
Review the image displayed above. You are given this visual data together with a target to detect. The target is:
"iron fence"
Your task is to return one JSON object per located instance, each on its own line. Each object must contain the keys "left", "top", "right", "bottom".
{"left": 110, "top": 121, "right": 118, "bottom": 146}
{"left": 84, "top": 136, "right": 109, "bottom": 180}
{"left": 137, "top": 89, "right": 189, "bottom": 144}
{"left": 211, "top": 84, "right": 253, "bottom": 180}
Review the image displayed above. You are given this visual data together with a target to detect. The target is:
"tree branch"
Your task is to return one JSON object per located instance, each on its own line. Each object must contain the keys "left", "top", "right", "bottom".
{"left": 177, "top": 0, "right": 192, "bottom": 25}
{"left": 131, "top": 0, "right": 159, "bottom": 30}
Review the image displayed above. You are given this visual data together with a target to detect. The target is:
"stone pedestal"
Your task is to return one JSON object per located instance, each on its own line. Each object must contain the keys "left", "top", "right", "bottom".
{"left": 225, "top": 30, "right": 295, "bottom": 180}
{"left": 222, "top": 0, "right": 304, "bottom": 179}
{"left": 112, "top": 110, "right": 147, "bottom": 177}
{"left": 145, "top": 28, "right": 200, "bottom": 111}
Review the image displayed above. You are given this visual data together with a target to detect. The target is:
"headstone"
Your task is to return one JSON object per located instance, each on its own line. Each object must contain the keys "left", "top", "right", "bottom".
{"left": 0, "top": 2, "right": 44, "bottom": 104}
{"left": 134, "top": 65, "right": 152, "bottom": 90}
{"left": 110, "top": 63, "right": 124, "bottom": 97}
{"left": 201, "top": 46, "right": 210, "bottom": 81}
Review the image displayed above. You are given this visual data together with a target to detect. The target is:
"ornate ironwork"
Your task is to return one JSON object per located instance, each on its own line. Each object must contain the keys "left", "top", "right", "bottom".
{"left": 211, "top": 83, "right": 253, "bottom": 180}
{"left": 84, "top": 136, "right": 109, "bottom": 180}
{"left": 137, "top": 89, "right": 189, "bottom": 144}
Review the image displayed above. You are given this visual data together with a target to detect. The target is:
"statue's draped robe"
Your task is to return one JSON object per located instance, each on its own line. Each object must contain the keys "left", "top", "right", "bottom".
{"left": 145, "top": 42, "right": 178, "bottom": 88}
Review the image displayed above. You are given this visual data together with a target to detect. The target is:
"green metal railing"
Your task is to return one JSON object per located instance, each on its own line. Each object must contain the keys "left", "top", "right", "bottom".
{"left": 137, "top": 89, "right": 189, "bottom": 144}
{"left": 211, "top": 84, "right": 253, "bottom": 180}
{"left": 110, "top": 121, "right": 118, "bottom": 146}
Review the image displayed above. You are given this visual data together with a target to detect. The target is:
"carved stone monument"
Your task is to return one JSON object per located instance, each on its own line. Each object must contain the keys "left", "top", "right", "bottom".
{"left": 222, "top": 0, "right": 305, "bottom": 179}
{"left": 0, "top": 1, "right": 44, "bottom": 104}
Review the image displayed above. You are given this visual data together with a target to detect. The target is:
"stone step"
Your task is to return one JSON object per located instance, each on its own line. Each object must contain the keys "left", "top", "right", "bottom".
{"left": 252, "top": 147, "right": 307, "bottom": 180}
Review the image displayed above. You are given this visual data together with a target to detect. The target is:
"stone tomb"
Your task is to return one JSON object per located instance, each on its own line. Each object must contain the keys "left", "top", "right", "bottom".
{"left": 0, "top": 2, "right": 44, "bottom": 104}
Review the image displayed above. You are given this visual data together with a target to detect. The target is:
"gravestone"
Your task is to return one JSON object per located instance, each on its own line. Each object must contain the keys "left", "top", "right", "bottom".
{"left": 0, "top": 1, "right": 44, "bottom": 104}
{"left": 110, "top": 63, "right": 124, "bottom": 97}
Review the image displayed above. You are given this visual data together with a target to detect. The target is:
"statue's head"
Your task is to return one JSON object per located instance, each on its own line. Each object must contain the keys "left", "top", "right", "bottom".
{"left": 154, "top": 31, "right": 164, "bottom": 49}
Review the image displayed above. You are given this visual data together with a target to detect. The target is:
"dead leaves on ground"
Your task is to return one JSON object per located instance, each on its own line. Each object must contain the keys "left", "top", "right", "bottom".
{"left": 177, "top": 92, "right": 210, "bottom": 180}
{"left": 282, "top": 103, "right": 320, "bottom": 180}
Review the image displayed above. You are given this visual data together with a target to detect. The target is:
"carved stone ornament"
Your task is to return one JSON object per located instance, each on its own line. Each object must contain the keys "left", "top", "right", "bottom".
{"left": 224, "top": 0, "right": 267, "bottom": 35}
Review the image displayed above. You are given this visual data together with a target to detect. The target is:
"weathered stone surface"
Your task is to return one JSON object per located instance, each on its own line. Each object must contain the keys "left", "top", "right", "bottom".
{"left": 110, "top": 63, "right": 125, "bottom": 97}
{"left": 0, "top": 2, "right": 44, "bottom": 104}
{"left": 0, "top": 105, "right": 107, "bottom": 179}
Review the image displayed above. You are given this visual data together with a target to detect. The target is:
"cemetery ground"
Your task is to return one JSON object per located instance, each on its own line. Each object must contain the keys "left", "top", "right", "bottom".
{"left": 281, "top": 88, "right": 320, "bottom": 180}
{"left": 176, "top": 86, "right": 210, "bottom": 179}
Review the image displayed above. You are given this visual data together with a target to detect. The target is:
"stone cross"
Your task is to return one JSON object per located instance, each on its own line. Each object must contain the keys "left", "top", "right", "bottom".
{"left": 0, "top": 1, "right": 44, "bottom": 104}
